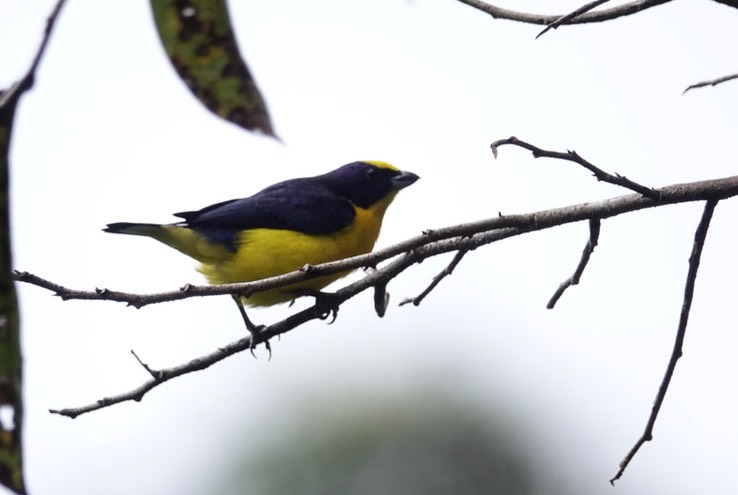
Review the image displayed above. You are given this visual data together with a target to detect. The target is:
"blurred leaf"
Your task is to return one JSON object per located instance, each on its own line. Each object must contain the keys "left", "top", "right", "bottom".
{"left": 150, "top": 0, "right": 277, "bottom": 137}
{"left": 0, "top": 94, "right": 26, "bottom": 495}
{"left": 210, "top": 391, "right": 569, "bottom": 495}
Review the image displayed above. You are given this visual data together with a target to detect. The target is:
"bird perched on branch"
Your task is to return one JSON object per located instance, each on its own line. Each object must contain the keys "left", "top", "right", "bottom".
{"left": 104, "top": 161, "right": 419, "bottom": 312}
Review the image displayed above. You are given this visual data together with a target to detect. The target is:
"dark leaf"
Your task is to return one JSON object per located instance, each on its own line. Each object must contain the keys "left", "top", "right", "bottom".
{"left": 150, "top": 0, "right": 277, "bottom": 137}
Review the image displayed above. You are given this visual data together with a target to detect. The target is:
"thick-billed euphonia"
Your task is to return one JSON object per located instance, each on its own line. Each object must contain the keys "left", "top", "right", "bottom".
{"left": 104, "top": 161, "right": 419, "bottom": 307}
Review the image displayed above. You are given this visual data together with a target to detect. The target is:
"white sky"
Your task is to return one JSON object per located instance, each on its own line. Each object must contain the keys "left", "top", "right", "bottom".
{"left": 2, "top": 0, "right": 738, "bottom": 494}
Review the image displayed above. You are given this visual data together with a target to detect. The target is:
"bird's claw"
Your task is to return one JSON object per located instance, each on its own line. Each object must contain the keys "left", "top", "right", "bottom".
{"left": 288, "top": 288, "right": 340, "bottom": 325}
{"left": 232, "top": 294, "right": 272, "bottom": 359}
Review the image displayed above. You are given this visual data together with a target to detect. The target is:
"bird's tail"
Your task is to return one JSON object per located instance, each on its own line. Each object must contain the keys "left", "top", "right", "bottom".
{"left": 103, "top": 222, "right": 229, "bottom": 264}
{"left": 104, "top": 222, "right": 163, "bottom": 237}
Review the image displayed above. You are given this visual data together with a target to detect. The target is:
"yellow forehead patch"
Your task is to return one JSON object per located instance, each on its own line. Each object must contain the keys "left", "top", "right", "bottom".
{"left": 362, "top": 160, "right": 400, "bottom": 172}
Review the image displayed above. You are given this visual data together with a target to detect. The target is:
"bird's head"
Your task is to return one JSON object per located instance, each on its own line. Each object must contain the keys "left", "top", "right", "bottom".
{"left": 321, "top": 161, "right": 420, "bottom": 209}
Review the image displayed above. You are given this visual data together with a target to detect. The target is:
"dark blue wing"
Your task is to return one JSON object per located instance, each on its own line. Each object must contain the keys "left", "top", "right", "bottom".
{"left": 173, "top": 178, "right": 356, "bottom": 251}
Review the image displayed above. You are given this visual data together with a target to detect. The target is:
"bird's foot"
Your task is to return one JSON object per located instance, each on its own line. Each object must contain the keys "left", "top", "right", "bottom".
{"left": 232, "top": 295, "right": 272, "bottom": 359}
{"left": 288, "top": 288, "right": 340, "bottom": 324}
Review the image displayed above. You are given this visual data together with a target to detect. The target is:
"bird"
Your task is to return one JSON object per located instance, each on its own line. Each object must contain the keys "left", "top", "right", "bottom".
{"left": 104, "top": 160, "right": 419, "bottom": 316}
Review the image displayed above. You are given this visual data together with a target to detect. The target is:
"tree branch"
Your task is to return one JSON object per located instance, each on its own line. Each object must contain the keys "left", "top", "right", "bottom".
{"left": 455, "top": 0, "right": 672, "bottom": 26}
{"left": 0, "top": 2, "right": 68, "bottom": 494}
{"left": 683, "top": 72, "right": 738, "bottom": 94}
{"left": 711, "top": 0, "right": 738, "bottom": 9}
{"left": 399, "top": 249, "right": 468, "bottom": 307}
{"left": 17, "top": 173, "right": 738, "bottom": 418}
{"left": 547, "top": 218, "right": 600, "bottom": 309}
{"left": 0, "top": 0, "right": 67, "bottom": 114}
{"left": 537, "top": 0, "right": 612, "bottom": 38}
{"left": 610, "top": 199, "right": 718, "bottom": 484}
{"left": 15, "top": 173, "right": 738, "bottom": 311}
{"left": 492, "top": 136, "right": 657, "bottom": 197}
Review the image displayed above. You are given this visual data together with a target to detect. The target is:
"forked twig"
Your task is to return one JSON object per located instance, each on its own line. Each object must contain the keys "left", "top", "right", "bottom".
{"left": 610, "top": 199, "right": 718, "bottom": 484}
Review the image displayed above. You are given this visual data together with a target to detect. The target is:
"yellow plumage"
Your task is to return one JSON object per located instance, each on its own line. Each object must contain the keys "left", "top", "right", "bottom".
{"left": 105, "top": 161, "right": 418, "bottom": 307}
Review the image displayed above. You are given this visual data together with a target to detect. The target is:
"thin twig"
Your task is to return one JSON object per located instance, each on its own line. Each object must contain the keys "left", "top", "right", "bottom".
{"left": 492, "top": 136, "right": 658, "bottom": 198}
{"left": 0, "top": 0, "right": 68, "bottom": 112}
{"left": 537, "top": 0, "right": 612, "bottom": 38}
{"left": 610, "top": 199, "right": 718, "bottom": 484}
{"left": 455, "top": 0, "right": 672, "bottom": 26}
{"left": 130, "top": 350, "right": 160, "bottom": 379}
{"left": 547, "top": 219, "right": 601, "bottom": 309}
{"left": 683, "top": 72, "right": 738, "bottom": 94}
{"left": 400, "top": 249, "right": 468, "bottom": 307}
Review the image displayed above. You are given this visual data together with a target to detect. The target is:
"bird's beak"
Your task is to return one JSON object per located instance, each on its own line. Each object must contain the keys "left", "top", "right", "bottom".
{"left": 390, "top": 171, "right": 420, "bottom": 190}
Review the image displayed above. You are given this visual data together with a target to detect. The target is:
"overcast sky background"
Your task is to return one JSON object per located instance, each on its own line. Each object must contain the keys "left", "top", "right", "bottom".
{"left": 2, "top": 0, "right": 738, "bottom": 494}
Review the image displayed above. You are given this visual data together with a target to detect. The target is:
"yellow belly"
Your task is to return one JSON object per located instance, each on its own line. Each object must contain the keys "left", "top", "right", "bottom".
{"left": 198, "top": 204, "right": 387, "bottom": 306}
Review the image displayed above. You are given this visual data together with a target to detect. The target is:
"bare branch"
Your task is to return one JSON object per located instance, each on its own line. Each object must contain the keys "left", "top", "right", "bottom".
{"left": 683, "top": 72, "right": 738, "bottom": 94}
{"left": 130, "top": 350, "right": 160, "bottom": 379}
{"left": 0, "top": 0, "right": 68, "bottom": 113}
{"left": 712, "top": 0, "right": 738, "bottom": 9}
{"left": 537, "top": 0, "right": 612, "bottom": 38}
{"left": 492, "top": 136, "right": 658, "bottom": 198}
{"left": 31, "top": 173, "right": 738, "bottom": 417}
{"left": 610, "top": 199, "right": 718, "bottom": 484}
{"left": 17, "top": 173, "right": 738, "bottom": 310}
{"left": 0, "top": 2, "right": 68, "bottom": 494}
{"left": 547, "top": 219, "right": 601, "bottom": 309}
{"left": 455, "top": 0, "right": 672, "bottom": 26}
{"left": 400, "top": 249, "right": 468, "bottom": 307}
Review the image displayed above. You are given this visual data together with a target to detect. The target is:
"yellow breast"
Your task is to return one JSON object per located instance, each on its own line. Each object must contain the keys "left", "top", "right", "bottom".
{"left": 199, "top": 193, "right": 397, "bottom": 306}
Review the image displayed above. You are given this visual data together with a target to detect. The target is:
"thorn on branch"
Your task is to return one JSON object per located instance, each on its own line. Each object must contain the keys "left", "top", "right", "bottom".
{"left": 548, "top": 219, "right": 601, "bottom": 309}
{"left": 610, "top": 199, "right": 718, "bottom": 484}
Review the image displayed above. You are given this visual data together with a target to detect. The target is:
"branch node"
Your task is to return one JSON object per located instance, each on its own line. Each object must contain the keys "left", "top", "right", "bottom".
{"left": 373, "top": 284, "right": 390, "bottom": 317}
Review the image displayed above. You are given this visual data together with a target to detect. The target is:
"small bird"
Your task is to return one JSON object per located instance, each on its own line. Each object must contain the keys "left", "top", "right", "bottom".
{"left": 104, "top": 161, "right": 419, "bottom": 310}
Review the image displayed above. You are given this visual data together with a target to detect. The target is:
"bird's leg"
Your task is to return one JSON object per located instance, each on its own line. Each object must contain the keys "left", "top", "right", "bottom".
{"left": 231, "top": 295, "right": 271, "bottom": 358}
{"left": 287, "top": 288, "right": 340, "bottom": 324}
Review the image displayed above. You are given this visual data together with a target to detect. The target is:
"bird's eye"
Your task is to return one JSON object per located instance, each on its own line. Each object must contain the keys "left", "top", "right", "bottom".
{"left": 367, "top": 167, "right": 379, "bottom": 178}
